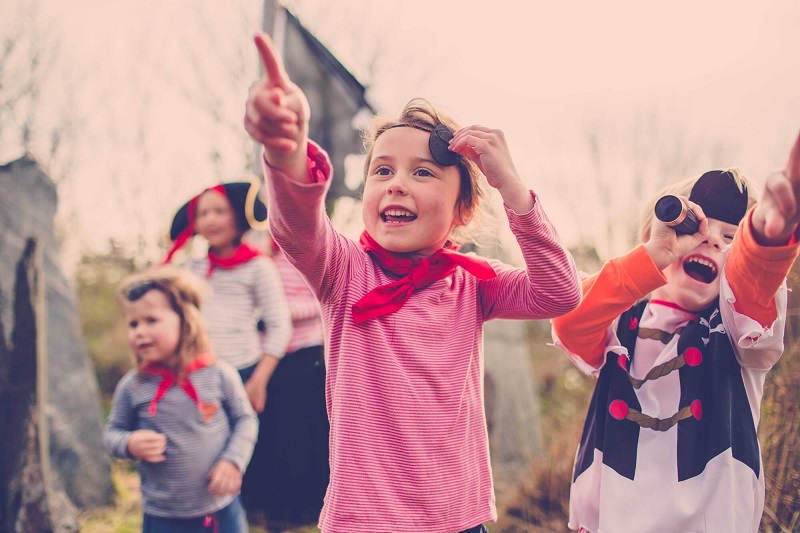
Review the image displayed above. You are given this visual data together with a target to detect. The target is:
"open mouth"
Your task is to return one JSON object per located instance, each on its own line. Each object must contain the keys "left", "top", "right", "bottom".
{"left": 682, "top": 255, "right": 718, "bottom": 284}
{"left": 381, "top": 208, "right": 417, "bottom": 224}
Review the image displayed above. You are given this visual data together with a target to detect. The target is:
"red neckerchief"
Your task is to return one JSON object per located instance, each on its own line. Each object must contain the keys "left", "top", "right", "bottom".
{"left": 142, "top": 353, "right": 216, "bottom": 416}
{"left": 163, "top": 184, "right": 227, "bottom": 264}
{"left": 352, "top": 231, "right": 497, "bottom": 323}
{"left": 206, "top": 241, "right": 261, "bottom": 278}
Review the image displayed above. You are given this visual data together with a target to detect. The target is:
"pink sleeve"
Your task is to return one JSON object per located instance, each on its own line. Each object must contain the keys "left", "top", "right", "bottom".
{"left": 479, "top": 193, "right": 582, "bottom": 321}
{"left": 262, "top": 142, "right": 354, "bottom": 301}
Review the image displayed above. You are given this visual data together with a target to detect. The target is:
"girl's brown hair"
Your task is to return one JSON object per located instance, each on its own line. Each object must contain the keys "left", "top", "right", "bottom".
{"left": 362, "top": 98, "right": 487, "bottom": 246}
{"left": 117, "top": 265, "right": 211, "bottom": 378}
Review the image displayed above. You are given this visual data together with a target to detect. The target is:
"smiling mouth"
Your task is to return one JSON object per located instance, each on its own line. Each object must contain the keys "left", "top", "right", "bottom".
{"left": 682, "top": 255, "right": 718, "bottom": 284}
{"left": 381, "top": 209, "right": 417, "bottom": 223}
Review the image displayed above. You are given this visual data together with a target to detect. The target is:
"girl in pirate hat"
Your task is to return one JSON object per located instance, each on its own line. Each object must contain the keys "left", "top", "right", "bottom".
{"left": 552, "top": 133, "right": 800, "bottom": 533}
{"left": 164, "top": 179, "right": 291, "bottom": 414}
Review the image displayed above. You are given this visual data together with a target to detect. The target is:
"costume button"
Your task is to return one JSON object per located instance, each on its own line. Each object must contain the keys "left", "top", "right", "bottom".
{"left": 684, "top": 347, "right": 702, "bottom": 366}
{"left": 609, "top": 399, "right": 629, "bottom": 420}
{"left": 690, "top": 399, "right": 703, "bottom": 420}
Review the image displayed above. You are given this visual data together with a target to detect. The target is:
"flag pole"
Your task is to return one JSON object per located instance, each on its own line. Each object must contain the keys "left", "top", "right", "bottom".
{"left": 253, "top": 0, "right": 288, "bottom": 176}
{"left": 272, "top": 0, "right": 287, "bottom": 59}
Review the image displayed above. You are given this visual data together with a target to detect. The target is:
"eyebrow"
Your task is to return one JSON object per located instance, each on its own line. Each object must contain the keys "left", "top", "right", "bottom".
{"left": 370, "top": 155, "right": 441, "bottom": 167}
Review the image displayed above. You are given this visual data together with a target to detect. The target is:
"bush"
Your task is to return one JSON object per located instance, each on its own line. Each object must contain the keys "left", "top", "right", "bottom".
{"left": 75, "top": 246, "right": 137, "bottom": 404}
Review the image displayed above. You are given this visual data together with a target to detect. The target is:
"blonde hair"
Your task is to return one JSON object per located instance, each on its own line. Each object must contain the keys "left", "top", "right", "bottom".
{"left": 362, "top": 98, "right": 488, "bottom": 246}
{"left": 640, "top": 168, "right": 757, "bottom": 243}
{"left": 117, "top": 265, "right": 211, "bottom": 378}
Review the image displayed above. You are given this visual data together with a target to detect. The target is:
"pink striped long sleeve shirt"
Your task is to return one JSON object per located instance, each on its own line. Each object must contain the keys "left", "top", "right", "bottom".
{"left": 264, "top": 143, "right": 580, "bottom": 533}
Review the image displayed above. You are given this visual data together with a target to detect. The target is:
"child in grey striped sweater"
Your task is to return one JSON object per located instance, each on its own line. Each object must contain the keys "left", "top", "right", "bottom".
{"left": 104, "top": 266, "right": 258, "bottom": 532}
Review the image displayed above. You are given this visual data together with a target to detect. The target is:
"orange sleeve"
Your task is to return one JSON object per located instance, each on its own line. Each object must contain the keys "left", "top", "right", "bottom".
{"left": 553, "top": 245, "right": 666, "bottom": 367}
{"left": 726, "top": 208, "right": 800, "bottom": 326}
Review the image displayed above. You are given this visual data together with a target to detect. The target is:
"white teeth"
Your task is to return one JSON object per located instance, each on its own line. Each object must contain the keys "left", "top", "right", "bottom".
{"left": 383, "top": 209, "right": 414, "bottom": 217}
{"left": 687, "top": 257, "right": 717, "bottom": 273}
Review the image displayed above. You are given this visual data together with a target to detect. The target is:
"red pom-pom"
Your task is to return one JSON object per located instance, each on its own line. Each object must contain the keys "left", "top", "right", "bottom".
{"left": 629, "top": 317, "right": 639, "bottom": 330}
{"left": 609, "top": 399, "right": 629, "bottom": 420}
{"left": 690, "top": 400, "right": 703, "bottom": 420}
{"left": 617, "top": 354, "right": 628, "bottom": 370}
{"left": 684, "top": 347, "right": 702, "bottom": 367}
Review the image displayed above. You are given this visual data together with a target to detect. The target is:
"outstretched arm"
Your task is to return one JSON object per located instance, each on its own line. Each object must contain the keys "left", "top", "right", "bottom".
{"left": 245, "top": 33, "right": 349, "bottom": 298}
{"left": 725, "top": 131, "right": 800, "bottom": 326}
{"left": 552, "top": 198, "right": 709, "bottom": 366}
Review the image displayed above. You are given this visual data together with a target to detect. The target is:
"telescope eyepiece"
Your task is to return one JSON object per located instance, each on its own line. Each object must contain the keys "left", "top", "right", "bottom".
{"left": 654, "top": 195, "right": 700, "bottom": 235}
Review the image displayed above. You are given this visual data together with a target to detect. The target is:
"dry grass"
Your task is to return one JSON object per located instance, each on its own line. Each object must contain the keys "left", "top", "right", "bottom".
{"left": 78, "top": 461, "right": 142, "bottom": 533}
{"left": 496, "top": 325, "right": 592, "bottom": 532}
{"left": 758, "top": 267, "right": 800, "bottom": 532}
{"left": 78, "top": 461, "right": 320, "bottom": 533}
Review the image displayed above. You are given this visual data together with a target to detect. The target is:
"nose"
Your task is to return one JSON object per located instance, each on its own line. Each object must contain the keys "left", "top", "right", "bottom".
{"left": 702, "top": 230, "right": 724, "bottom": 250}
{"left": 387, "top": 174, "right": 409, "bottom": 196}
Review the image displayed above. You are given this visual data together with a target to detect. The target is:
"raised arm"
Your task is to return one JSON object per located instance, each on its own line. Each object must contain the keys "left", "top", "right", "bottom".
{"left": 449, "top": 125, "right": 534, "bottom": 214}
{"left": 244, "top": 33, "right": 349, "bottom": 298}
{"left": 449, "top": 125, "right": 580, "bottom": 316}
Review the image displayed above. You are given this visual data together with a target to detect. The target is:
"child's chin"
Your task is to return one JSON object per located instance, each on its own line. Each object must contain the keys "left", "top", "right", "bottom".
{"left": 677, "top": 292, "right": 719, "bottom": 312}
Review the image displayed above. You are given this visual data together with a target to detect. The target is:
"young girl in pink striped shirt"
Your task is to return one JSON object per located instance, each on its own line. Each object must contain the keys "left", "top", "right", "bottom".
{"left": 243, "top": 33, "right": 582, "bottom": 533}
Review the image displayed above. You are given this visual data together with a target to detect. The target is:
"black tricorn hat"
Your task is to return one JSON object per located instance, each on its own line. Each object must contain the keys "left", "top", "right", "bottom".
{"left": 688, "top": 170, "right": 749, "bottom": 226}
{"left": 163, "top": 178, "right": 268, "bottom": 263}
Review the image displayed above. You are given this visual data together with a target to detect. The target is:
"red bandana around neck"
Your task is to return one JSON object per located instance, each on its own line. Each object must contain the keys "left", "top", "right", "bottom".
{"left": 352, "top": 231, "right": 497, "bottom": 323}
{"left": 206, "top": 241, "right": 261, "bottom": 278}
{"left": 142, "top": 353, "right": 216, "bottom": 417}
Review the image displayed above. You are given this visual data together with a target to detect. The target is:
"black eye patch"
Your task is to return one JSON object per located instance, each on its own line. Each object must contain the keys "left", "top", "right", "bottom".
{"left": 428, "top": 125, "right": 460, "bottom": 167}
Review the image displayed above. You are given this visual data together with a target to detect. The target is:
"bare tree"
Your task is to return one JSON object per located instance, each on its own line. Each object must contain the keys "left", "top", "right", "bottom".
{"left": 564, "top": 110, "right": 735, "bottom": 262}
{"left": 0, "top": 0, "right": 79, "bottom": 180}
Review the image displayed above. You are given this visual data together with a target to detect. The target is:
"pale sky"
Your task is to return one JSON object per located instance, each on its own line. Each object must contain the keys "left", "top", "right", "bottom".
{"left": 18, "top": 0, "right": 800, "bottom": 267}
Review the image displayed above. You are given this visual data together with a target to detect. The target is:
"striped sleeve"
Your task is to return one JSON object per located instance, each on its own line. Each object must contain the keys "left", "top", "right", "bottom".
{"left": 102, "top": 370, "right": 137, "bottom": 459}
{"left": 272, "top": 250, "right": 324, "bottom": 352}
{"left": 217, "top": 363, "right": 259, "bottom": 472}
{"left": 253, "top": 256, "right": 292, "bottom": 358}
{"left": 479, "top": 192, "right": 581, "bottom": 321}
{"left": 263, "top": 143, "right": 355, "bottom": 302}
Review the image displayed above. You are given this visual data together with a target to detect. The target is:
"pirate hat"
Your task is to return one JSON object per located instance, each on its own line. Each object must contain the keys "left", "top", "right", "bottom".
{"left": 164, "top": 177, "right": 268, "bottom": 263}
{"left": 688, "top": 170, "right": 749, "bottom": 226}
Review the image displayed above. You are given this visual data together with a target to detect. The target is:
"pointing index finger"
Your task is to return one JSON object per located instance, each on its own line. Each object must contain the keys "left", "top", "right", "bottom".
{"left": 254, "top": 32, "right": 289, "bottom": 89}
